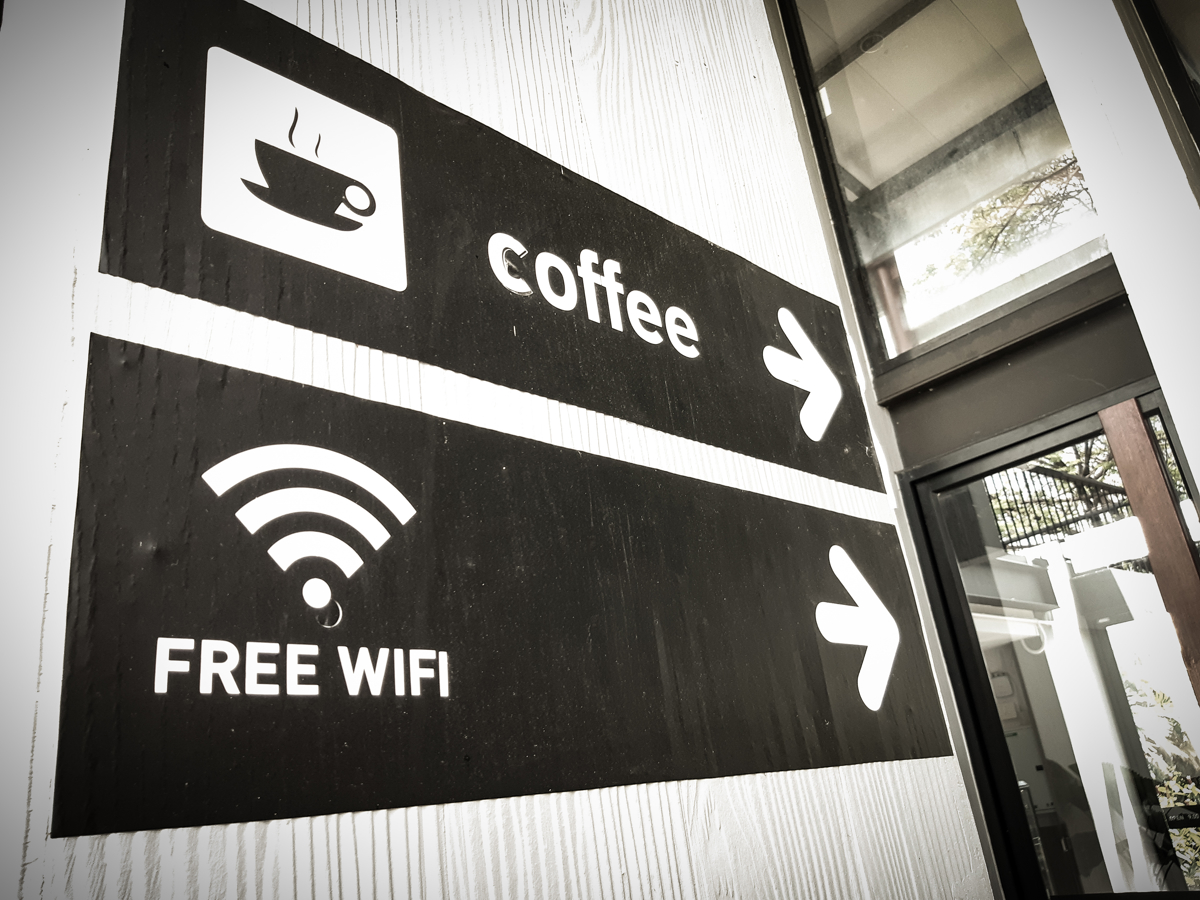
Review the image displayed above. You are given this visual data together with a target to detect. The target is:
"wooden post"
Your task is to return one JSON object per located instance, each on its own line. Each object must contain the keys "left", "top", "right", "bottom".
{"left": 1099, "top": 398, "right": 1200, "bottom": 702}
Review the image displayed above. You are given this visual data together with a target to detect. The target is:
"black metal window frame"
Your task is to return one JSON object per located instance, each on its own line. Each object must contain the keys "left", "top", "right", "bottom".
{"left": 1129, "top": 0, "right": 1200, "bottom": 159}
{"left": 898, "top": 378, "right": 1200, "bottom": 899}
{"left": 772, "top": 0, "right": 1127, "bottom": 405}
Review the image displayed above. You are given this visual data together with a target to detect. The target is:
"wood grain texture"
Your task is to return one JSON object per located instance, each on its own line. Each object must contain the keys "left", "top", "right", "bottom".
{"left": 32, "top": 757, "right": 985, "bottom": 899}
{"left": 256, "top": 0, "right": 841, "bottom": 305}
{"left": 9, "top": 0, "right": 995, "bottom": 896}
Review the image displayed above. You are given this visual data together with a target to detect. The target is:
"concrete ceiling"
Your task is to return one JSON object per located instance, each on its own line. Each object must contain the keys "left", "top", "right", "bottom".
{"left": 797, "top": 0, "right": 1047, "bottom": 190}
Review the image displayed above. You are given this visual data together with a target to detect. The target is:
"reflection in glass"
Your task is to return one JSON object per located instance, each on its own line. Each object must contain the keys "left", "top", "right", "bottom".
{"left": 939, "top": 431, "right": 1200, "bottom": 893}
{"left": 794, "top": 0, "right": 1108, "bottom": 356}
{"left": 1148, "top": 413, "right": 1200, "bottom": 548}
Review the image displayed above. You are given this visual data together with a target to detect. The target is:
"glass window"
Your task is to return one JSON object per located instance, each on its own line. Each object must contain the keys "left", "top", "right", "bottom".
{"left": 794, "top": 0, "right": 1109, "bottom": 358}
{"left": 1148, "top": 411, "right": 1200, "bottom": 549}
{"left": 937, "top": 428, "right": 1200, "bottom": 893}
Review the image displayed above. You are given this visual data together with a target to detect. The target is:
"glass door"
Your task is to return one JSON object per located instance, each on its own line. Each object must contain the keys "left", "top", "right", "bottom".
{"left": 918, "top": 394, "right": 1200, "bottom": 896}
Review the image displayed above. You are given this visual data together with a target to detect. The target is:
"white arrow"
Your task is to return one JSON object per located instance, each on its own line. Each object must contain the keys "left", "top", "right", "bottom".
{"left": 815, "top": 545, "right": 899, "bottom": 711}
{"left": 762, "top": 307, "right": 843, "bottom": 442}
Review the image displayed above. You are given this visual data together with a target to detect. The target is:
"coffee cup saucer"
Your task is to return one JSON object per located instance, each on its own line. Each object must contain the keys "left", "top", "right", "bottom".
{"left": 242, "top": 179, "right": 365, "bottom": 232}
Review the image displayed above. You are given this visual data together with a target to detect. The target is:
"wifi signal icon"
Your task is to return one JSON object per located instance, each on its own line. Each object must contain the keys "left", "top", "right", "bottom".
{"left": 201, "top": 444, "right": 415, "bottom": 626}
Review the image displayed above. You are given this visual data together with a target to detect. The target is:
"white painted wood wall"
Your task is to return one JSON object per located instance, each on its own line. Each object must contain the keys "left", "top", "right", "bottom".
{"left": 0, "top": 0, "right": 991, "bottom": 897}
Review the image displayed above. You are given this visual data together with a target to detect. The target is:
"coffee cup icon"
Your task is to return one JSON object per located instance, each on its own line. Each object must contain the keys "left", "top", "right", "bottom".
{"left": 242, "top": 140, "right": 376, "bottom": 232}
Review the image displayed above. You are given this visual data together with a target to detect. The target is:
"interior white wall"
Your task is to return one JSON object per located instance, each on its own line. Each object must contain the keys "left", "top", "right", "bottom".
{"left": 0, "top": 0, "right": 992, "bottom": 897}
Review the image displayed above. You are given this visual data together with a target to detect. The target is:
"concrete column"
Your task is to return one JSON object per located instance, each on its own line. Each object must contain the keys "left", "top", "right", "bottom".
{"left": 1016, "top": 0, "right": 1200, "bottom": 469}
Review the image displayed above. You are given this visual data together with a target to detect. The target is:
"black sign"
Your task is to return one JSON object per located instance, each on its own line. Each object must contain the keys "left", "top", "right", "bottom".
{"left": 101, "top": 0, "right": 882, "bottom": 490}
{"left": 53, "top": 337, "right": 947, "bottom": 837}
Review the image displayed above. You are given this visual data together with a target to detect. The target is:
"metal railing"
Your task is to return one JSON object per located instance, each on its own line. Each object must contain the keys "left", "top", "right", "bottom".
{"left": 986, "top": 461, "right": 1131, "bottom": 551}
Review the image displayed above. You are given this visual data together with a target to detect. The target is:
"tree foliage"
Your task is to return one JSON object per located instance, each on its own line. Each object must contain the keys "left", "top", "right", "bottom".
{"left": 1128, "top": 679, "right": 1200, "bottom": 889}
{"left": 948, "top": 153, "right": 1095, "bottom": 276}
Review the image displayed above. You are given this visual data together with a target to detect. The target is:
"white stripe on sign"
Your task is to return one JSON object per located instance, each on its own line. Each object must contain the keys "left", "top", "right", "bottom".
{"left": 92, "top": 277, "right": 895, "bottom": 524}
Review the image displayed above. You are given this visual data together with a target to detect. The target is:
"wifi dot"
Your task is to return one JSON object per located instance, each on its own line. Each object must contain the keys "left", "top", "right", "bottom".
{"left": 303, "top": 578, "right": 332, "bottom": 609}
